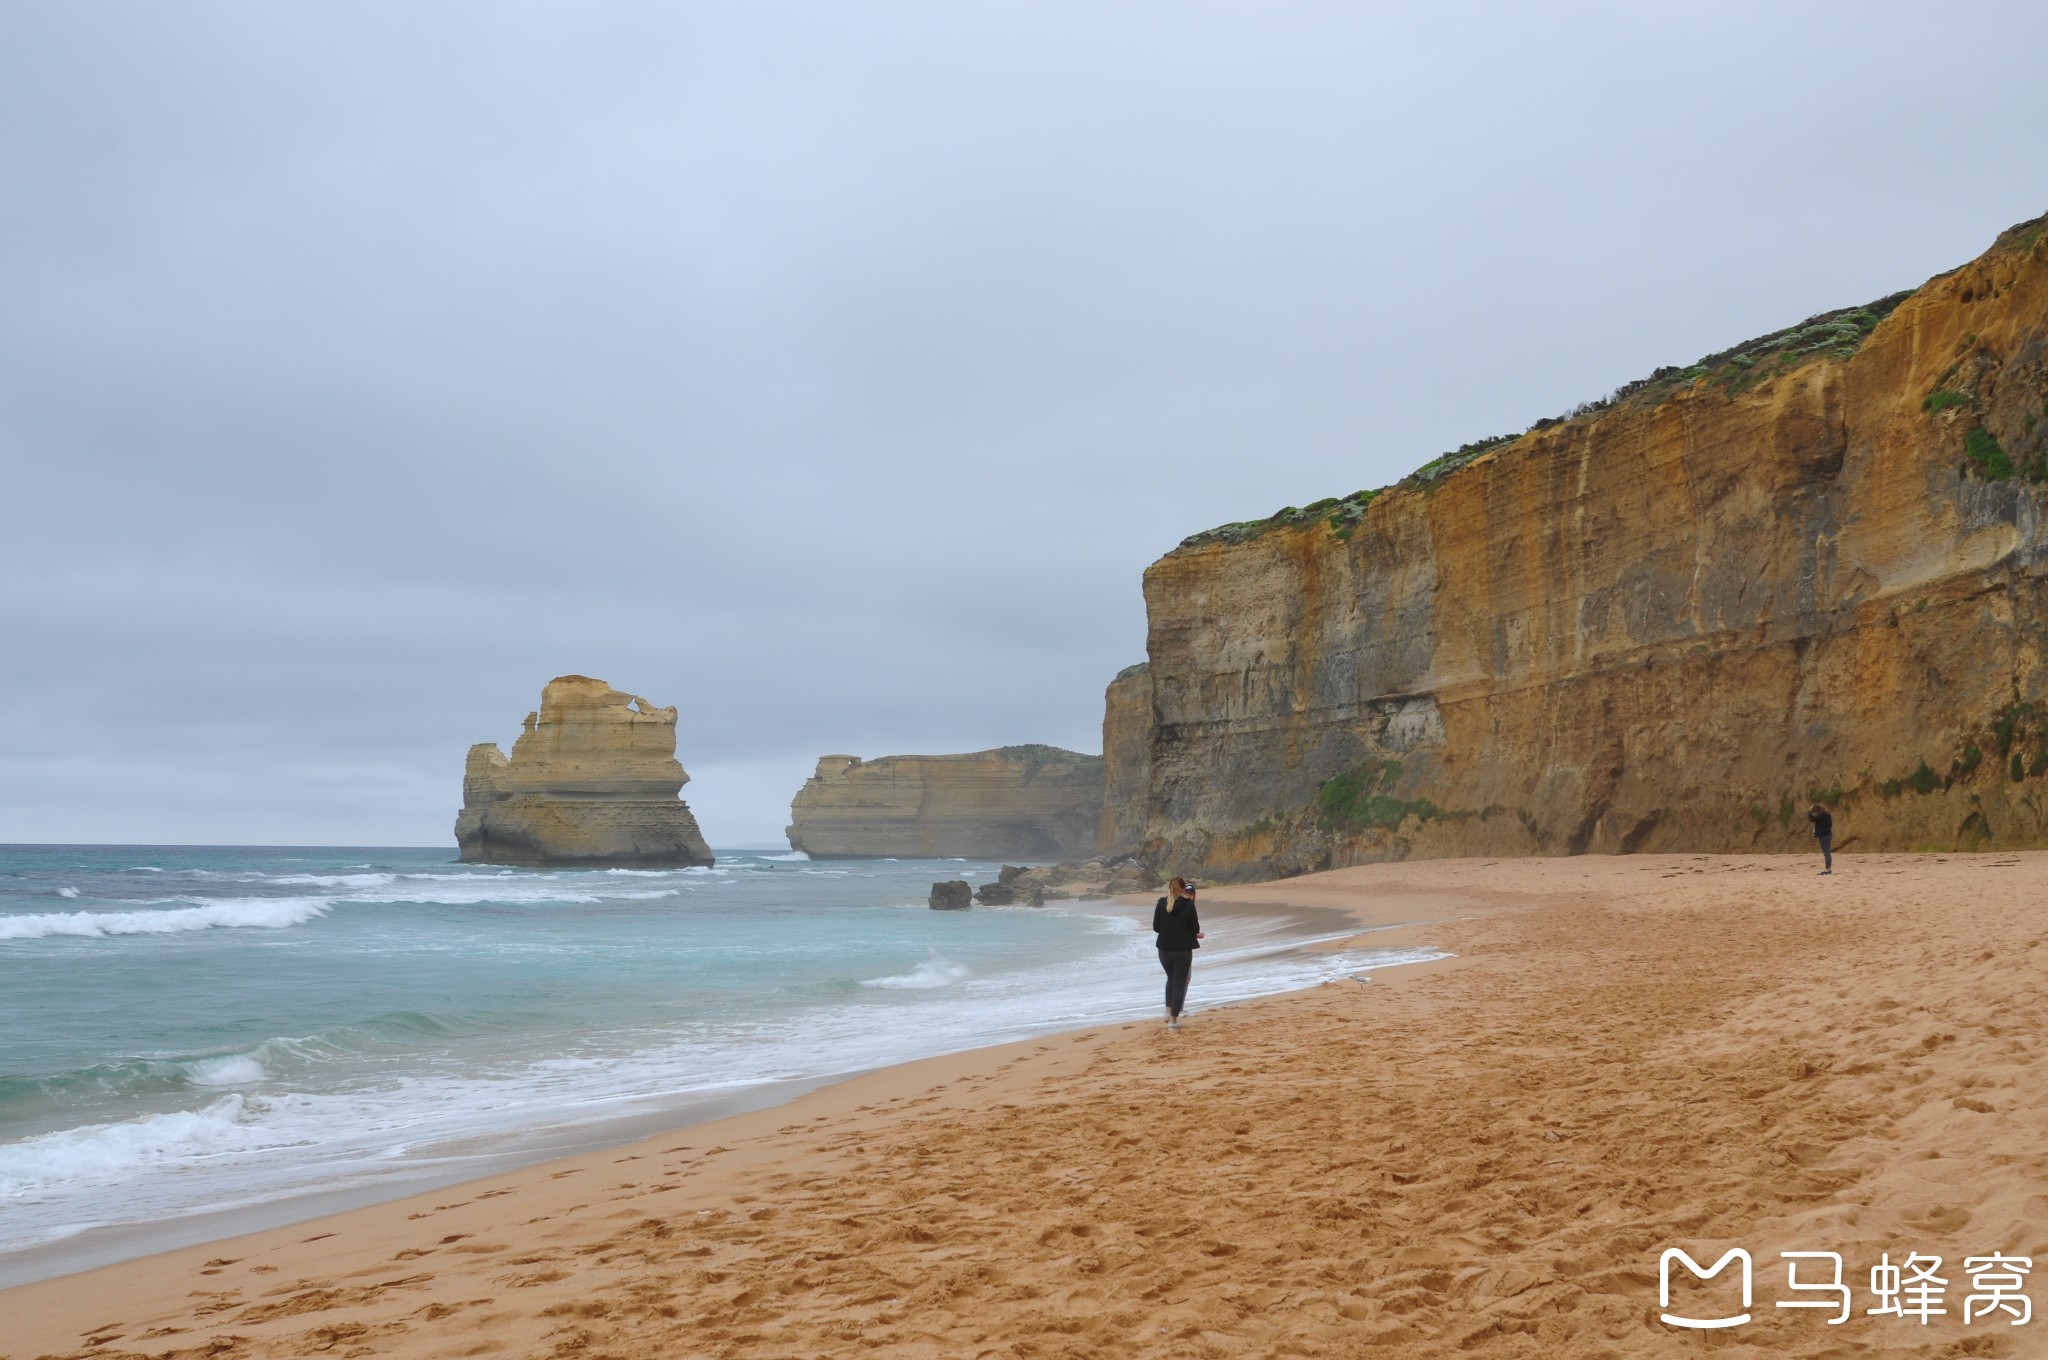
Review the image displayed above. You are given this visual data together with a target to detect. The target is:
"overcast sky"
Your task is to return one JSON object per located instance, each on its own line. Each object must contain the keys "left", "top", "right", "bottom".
{"left": 4, "top": 2, "right": 2046, "bottom": 848}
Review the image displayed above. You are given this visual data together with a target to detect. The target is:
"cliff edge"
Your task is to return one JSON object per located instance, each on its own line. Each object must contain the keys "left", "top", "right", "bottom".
{"left": 455, "top": 675, "right": 714, "bottom": 868}
{"left": 787, "top": 746, "right": 1105, "bottom": 860}
{"left": 1121, "top": 212, "right": 2048, "bottom": 879}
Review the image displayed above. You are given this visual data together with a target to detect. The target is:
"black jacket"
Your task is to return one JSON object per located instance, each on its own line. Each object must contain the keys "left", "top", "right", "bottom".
{"left": 1809, "top": 809, "right": 1833, "bottom": 839}
{"left": 1153, "top": 895, "right": 1201, "bottom": 950}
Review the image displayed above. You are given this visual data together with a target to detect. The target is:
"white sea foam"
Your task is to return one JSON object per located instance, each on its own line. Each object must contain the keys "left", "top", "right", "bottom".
{"left": 0, "top": 1097, "right": 266, "bottom": 1196}
{"left": 270, "top": 873, "right": 397, "bottom": 888}
{"left": 71, "top": 876, "right": 699, "bottom": 929}
{"left": 55, "top": 887, "right": 80, "bottom": 900}
{"left": 349, "top": 883, "right": 683, "bottom": 906}
{"left": 181, "top": 1055, "right": 268, "bottom": 1087}
{"left": 861, "top": 952, "right": 971, "bottom": 990}
{"left": 759, "top": 852, "right": 810, "bottom": 862}
{"left": 0, "top": 898, "right": 332, "bottom": 941}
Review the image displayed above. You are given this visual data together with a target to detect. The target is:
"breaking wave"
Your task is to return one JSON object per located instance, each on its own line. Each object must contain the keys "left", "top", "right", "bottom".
{"left": 861, "top": 951, "right": 970, "bottom": 990}
{"left": 0, "top": 1097, "right": 271, "bottom": 1198}
{"left": 0, "top": 898, "right": 332, "bottom": 941}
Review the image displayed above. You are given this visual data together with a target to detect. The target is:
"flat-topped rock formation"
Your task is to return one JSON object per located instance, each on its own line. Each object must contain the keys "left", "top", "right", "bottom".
{"left": 1111, "top": 211, "right": 2048, "bottom": 878}
{"left": 455, "top": 675, "right": 713, "bottom": 868}
{"left": 786, "top": 745, "right": 1104, "bottom": 860}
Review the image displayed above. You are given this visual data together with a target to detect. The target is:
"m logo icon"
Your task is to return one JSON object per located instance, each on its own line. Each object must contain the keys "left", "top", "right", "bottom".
{"left": 1660, "top": 1248, "right": 1753, "bottom": 1329}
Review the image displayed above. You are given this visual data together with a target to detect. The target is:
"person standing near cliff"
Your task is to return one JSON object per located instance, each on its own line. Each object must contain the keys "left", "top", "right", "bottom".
{"left": 1153, "top": 877, "right": 1204, "bottom": 1031}
{"left": 1807, "top": 803, "right": 1834, "bottom": 875}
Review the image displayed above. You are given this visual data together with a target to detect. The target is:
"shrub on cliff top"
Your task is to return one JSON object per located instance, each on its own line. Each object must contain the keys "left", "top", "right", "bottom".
{"left": 998, "top": 745, "right": 1105, "bottom": 783}
{"left": 1325, "top": 489, "right": 1379, "bottom": 539}
{"left": 1403, "top": 434, "right": 1520, "bottom": 490}
{"left": 1182, "top": 488, "right": 1380, "bottom": 549}
{"left": 1991, "top": 211, "right": 2048, "bottom": 254}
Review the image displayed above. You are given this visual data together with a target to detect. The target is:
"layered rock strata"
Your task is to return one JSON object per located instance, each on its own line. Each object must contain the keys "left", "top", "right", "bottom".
{"left": 1123, "top": 213, "right": 2048, "bottom": 879}
{"left": 456, "top": 675, "right": 714, "bottom": 868}
{"left": 786, "top": 746, "right": 1104, "bottom": 860}
{"left": 1095, "top": 663, "right": 1153, "bottom": 854}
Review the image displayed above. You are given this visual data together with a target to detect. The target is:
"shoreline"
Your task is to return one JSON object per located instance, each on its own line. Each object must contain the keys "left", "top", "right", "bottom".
{"left": 16, "top": 850, "right": 2035, "bottom": 1358}
{"left": 0, "top": 892, "right": 1443, "bottom": 1296}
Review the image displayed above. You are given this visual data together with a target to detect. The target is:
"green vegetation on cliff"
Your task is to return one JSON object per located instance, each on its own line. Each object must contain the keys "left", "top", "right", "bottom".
{"left": 997, "top": 744, "right": 1105, "bottom": 783}
{"left": 1314, "top": 760, "right": 1439, "bottom": 832}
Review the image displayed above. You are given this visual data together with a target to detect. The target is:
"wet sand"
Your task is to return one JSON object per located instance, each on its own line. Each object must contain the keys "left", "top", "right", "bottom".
{"left": 7, "top": 852, "right": 2045, "bottom": 1358}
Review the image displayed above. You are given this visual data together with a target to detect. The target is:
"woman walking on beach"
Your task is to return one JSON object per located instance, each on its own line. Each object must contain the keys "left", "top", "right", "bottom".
{"left": 1154, "top": 877, "right": 1204, "bottom": 1031}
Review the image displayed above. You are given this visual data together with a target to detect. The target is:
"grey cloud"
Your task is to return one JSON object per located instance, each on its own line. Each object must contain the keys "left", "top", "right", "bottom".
{"left": 5, "top": 1, "right": 2046, "bottom": 845}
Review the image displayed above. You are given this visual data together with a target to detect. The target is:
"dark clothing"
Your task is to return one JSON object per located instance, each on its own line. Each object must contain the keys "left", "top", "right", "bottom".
{"left": 1159, "top": 948, "right": 1193, "bottom": 1017}
{"left": 1810, "top": 809, "right": 1834, "bottom": 871}
{"left": 1152, "top": 895, "right": 1202, "bottom": 950}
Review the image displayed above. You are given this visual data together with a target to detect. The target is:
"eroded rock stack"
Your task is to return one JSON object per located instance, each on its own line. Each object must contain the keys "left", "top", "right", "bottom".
{"left": 786, "top": 746, "right": 1104, "bottom": 860}
{"left": 1114, "top": 212, "right": 2048, "bottom": 879}
{"left": 455, "top": 675, "right": 714, "bottom": 868}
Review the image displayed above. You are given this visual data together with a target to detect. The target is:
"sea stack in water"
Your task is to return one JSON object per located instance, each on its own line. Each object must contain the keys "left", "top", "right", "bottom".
{"left": 787, "top": 746, "right": 1104, "bottom": 859}
{"left": 455, "top": 675, "right": 714, "bottom": 868}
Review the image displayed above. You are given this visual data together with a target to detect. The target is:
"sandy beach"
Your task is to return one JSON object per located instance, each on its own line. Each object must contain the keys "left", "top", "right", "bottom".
{"left": 7, "top": 850, "right": 2046, "bottom": 1358}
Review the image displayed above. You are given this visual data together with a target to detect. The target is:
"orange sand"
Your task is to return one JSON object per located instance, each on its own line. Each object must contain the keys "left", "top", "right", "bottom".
{"left": 6, "top": 852, "right": 2046, "bottom": 1358}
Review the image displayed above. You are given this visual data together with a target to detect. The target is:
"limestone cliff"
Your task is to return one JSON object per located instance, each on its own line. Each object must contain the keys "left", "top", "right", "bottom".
{"left": 1095, "top": 663, "right": 1152, "bottom": 854}
{"left": 787, "top": 746, "right": 1105, "bottom": 860}
{"left": 456, "top": 675, "right": 714, "bottom": 868}
{"left": 1124, "top": 213, "right": 2048, "bottom": 879}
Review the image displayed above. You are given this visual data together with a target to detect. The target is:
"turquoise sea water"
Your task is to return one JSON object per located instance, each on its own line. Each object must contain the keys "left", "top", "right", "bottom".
{"left": 0, "top": 844, "right": 1433, "bottom": 1274}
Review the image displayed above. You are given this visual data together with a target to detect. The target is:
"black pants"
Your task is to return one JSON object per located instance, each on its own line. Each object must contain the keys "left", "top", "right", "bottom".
{"left": 1159, "top": 947, "right": 1193, "bottom": 1017}
{"left": 1818, "top": 832, "right": 1833, "bottom": 871}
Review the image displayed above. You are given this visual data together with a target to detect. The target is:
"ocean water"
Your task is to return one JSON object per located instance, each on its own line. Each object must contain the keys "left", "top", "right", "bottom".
{"left": 0, "top": 844, "right": 1435, "bottom": 1276}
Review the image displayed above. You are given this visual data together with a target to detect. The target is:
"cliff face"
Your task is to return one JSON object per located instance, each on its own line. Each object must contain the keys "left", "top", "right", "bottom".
{"left": 1095, "top": 663, "right": 1152, "bottom": 854}
{"left": 456, "top": 675, "right": 714, "bottom": 868}
{"left": 1134, "top": 215, "right": 2048, "bottom": 880}
{"left": 787, "top": 745, "right": 1105, "bottom": 860}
